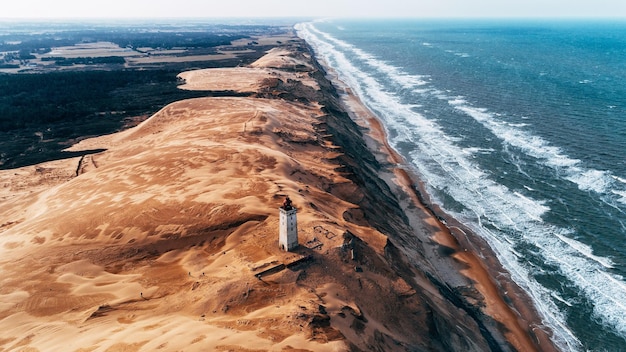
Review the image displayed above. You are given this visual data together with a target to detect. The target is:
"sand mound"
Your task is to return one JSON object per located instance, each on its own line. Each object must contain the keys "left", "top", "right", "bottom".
{"left": 177, "top": 67, "right": 275, "bottom": 92}
{"left": 250, "top": 48, "right": 314, "bottom": 71}
{"left": 0, "top": 40, "right": 552, "bottom": 352}
{"left": 0, "top": 94, "right": 428, "bottom": 351}
{"left": 178, "top": 46, "right": 319, "bottom": 93}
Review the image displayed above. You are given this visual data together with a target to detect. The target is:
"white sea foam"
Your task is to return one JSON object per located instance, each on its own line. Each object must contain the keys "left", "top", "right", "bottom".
{"left": 600, "top": 271, "right": 626, "bottom": 297}
{"left": 555, "top": 233, "right": 614, "bottom": 269}
{"left": 551, "top": 292, "right": 574, "bottom": 307}
{"left": 433, "top": 91, "right": 452, "bottom": 100}
{"left": 297, "top": 21, "right": 626, "bottom": 349}
{"left": 612, "top": 190, "right": 626, "bottom": 205}
{"left": 442, "top": 50, "right": 471, "bottom": 58}
{"left": 452, "top": 104, "right": 619, "bottom": 195}
{"left": 305, "top": 24, "right": 429, "bottom": 90}
{"left": 613, "top": 175, "right": 626, "bottom": 185}
{"left": 513, "top": 192, "right": 549, "bottom": 222}
{"left": 448, "top": 98, "right": 467, "bottom": 105}
{"left": 412, "top": 88, "right": 430, "bottom": 94}
{"left": 463, "top": 147, "right": 495, "bottom": 156}
{"left": 507, "top": 122, "right": 530, "bottom": 128}
{"left": 567, "top": 169, "right": 612, "bottom": 193}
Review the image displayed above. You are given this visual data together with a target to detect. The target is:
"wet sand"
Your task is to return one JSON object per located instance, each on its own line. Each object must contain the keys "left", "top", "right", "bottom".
{"left": 343, "top": 92, "right": 554, "bottom": 351}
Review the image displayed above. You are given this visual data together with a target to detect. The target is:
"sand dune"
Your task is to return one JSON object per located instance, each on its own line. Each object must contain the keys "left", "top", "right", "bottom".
{"left": 0, "top": 38, "right": 554, "bottom": 351}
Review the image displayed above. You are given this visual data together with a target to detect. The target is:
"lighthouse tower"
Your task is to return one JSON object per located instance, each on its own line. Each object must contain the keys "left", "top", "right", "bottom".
{"left": 279, "top": 196, "right": 298, "bottom": 251}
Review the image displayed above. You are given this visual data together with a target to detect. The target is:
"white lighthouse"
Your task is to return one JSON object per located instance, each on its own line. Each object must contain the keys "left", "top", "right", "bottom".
{"left": 279, "top": 196, "right": 298, "bottom": 251}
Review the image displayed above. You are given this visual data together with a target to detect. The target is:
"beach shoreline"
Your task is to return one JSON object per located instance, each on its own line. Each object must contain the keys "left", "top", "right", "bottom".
{"left": 304, "top": 34, "right": 558, "bottom": 351}
{"left": 0, "top": 26, "right": 558, "bottom": 351}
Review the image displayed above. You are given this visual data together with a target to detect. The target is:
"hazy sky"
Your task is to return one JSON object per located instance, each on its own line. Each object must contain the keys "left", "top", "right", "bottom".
{"left": 2, "top": 0, "right": 625, "bottom": 19}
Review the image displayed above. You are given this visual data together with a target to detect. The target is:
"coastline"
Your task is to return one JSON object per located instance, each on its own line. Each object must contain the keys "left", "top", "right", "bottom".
{"left": 0, "top": 27, "right": 559, "bottom": 351}
{"left": 305, "top": 36, "right": 558, "bottom": 351}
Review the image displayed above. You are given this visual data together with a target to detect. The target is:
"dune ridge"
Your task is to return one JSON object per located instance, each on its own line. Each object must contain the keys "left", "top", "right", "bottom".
{"left": 0, "top": 35, "right": 554, "bottom": 351}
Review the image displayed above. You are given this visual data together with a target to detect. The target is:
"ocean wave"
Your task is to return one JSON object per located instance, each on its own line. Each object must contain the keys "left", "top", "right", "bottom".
{"left": 444, "top": 49, "right": 470, "bottom": 58}
{"left": 506, "top": 122, "right": 530, "bottom": 128}
{"left": 448, "top": 97, "right": 467, "bottom": 105}
{"left": 309, "top": 23, "right": 626, "bottom": 206}
{"left": 303, "top": 24, "right": 429, "bottom": 90}
{"left": 451, "top": 103, "right": 623, "bottom": 197}
{"left": 555, "top": 233, "right": 614, "bottom": 269}
{"left": 612, "top": 190, "right": 626, "bottom": 205}
{"left": 566, "top": 169, "right": 612, "bottom": 193}
{"left": 613, "top": 175, "right": 626, "bottom": 185}
{"left": 297, "top": 21, "right": 626, "bottom": 349}
{"left": 552, "top": 292, "right": 574, "bottom": 307}
{"left": 462, "top": 147, "right": 495, "bottom": 156}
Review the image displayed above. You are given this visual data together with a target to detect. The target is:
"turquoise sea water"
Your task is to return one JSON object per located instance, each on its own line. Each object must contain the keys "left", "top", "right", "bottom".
{"left": 297, "top": 19, "right": 626, "bottom": 351}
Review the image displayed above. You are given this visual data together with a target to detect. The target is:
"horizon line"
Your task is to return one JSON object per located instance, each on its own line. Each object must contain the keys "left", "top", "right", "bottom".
{"left": 1, "top": 15, "right": 626, "bottom": 22}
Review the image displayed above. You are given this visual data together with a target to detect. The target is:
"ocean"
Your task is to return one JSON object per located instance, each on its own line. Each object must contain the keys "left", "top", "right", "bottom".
{"left": 296, "top": 19, "right": 626, "bottom": 351}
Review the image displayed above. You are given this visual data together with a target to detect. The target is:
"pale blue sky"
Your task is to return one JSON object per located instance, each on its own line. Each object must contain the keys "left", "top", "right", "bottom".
{"left": 2, "top": 0, "right": 625, "bottom": 19}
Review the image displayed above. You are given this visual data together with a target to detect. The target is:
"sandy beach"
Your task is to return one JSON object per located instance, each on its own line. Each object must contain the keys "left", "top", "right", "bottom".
{"left": 330, "top": 73, "right": 557, "bottom": 351}
{"left": 0, "top": 32, "right": 556, "bottom": 351}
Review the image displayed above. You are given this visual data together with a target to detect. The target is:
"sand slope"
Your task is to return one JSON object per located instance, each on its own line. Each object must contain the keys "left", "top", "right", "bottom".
{"left": 0, "top": 40, "right": 553, "bottom": 352}
{"left": 0, "top": 51, "right": 420, "bottom": 351}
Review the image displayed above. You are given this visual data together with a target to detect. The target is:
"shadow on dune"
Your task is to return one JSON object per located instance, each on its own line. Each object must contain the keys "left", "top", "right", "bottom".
{"left": 0, "top": 148, "right": 107, "bottom": 170}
